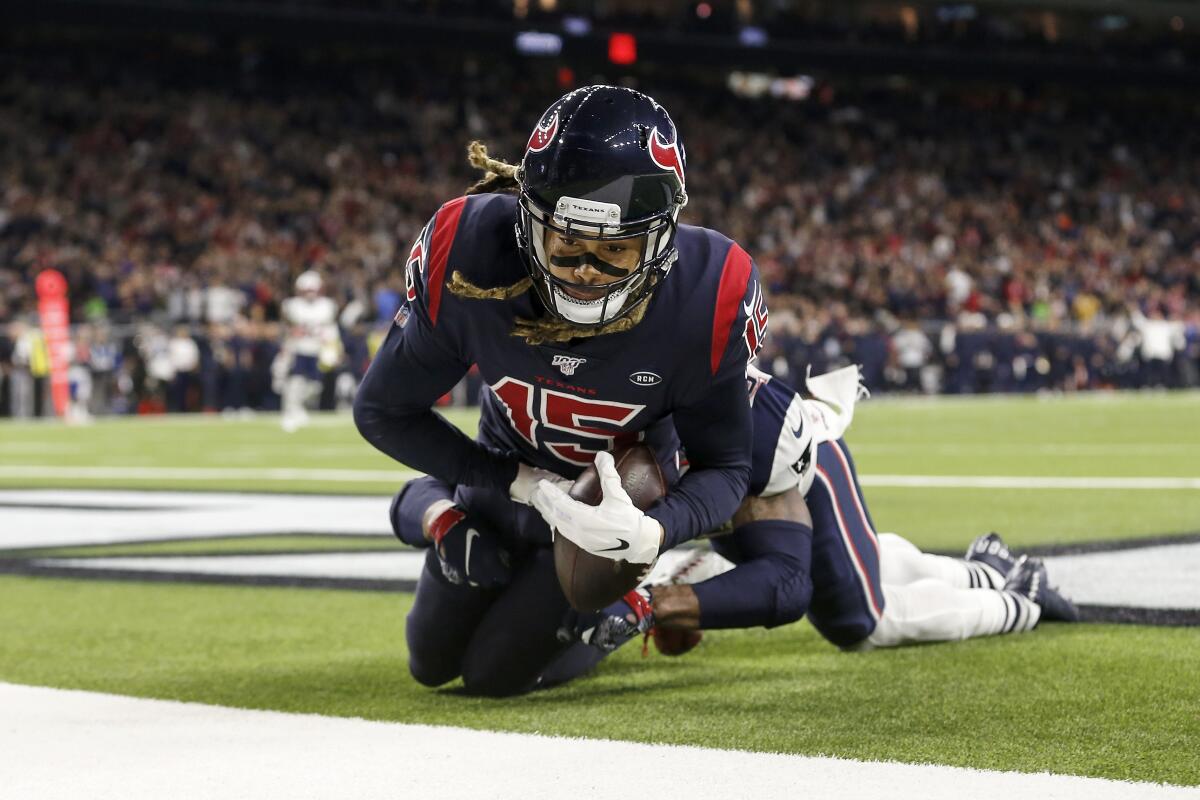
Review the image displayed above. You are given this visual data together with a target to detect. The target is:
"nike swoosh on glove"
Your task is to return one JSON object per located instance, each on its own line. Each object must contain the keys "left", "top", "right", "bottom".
{"left": 428, "top": 504, "right": 511, "bottom": 589}
{"left": 530, "top": 451, "right": 662, "bottom": 565}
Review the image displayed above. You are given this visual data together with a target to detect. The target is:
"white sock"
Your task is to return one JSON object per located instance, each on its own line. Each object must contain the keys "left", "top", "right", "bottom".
{"left": 866, "top": 579, "right": 1040, "bottom": 648}
{"left": 879, "top": 532, "right": 1005, "bottom": 590}
{"left": 282, "top": 376, "right": 312, "bottom": 422}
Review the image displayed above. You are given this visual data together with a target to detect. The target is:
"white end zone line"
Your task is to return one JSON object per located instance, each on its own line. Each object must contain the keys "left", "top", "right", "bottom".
{"left": 2, "top": 684, "right": 1194, "bottom": 800}
{"left": 0, "top": 465, "right": 1197, "bottom": 490}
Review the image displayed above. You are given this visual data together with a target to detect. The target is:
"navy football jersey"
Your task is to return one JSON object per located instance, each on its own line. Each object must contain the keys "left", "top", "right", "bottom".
{"left": 355, "top": 192, "right": 768, "bottom": 549}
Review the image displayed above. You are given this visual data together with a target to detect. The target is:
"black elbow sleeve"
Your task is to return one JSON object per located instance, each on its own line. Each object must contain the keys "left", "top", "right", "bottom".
{"left": 766, "top": 562, "right": 813, "bottom": 628}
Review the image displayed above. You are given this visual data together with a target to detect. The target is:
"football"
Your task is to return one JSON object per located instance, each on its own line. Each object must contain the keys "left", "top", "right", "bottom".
{"left": 553, "top": 444, "right": 667, "bottom": 611}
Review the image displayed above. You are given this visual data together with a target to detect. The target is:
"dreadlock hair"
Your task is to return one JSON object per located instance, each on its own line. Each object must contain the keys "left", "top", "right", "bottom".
{"left": 448, "top": 268, "right": 656, "bottom": 345}
{"left": 447, "top": 270, "right": 532, "bottom": 301}
{"left": 448, "top": 140, "right": 654, "bottom": 345}
{"left": 465, "top": 141, "right": 520, "bottom": 196}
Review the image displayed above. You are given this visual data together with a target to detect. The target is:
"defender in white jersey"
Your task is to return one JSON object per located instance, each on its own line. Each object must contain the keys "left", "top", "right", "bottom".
{"left": 277, "top": 271, "right": 340, "bottom": 432}
{"left": 567, "top": 365, "right": 1079, "bottom": 655}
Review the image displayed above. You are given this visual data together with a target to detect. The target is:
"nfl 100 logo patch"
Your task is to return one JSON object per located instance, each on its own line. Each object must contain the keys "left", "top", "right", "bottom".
{"left": 551, "top": 354, "right": 587, "bottom": 376}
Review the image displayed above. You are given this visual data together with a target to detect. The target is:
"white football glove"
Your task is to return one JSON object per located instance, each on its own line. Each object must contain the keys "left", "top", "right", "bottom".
{"left": 509, "top": 462, "right": 573, "bottom": 506}
{"left": 530, "top": 451, "right": 663, "bottom": 565}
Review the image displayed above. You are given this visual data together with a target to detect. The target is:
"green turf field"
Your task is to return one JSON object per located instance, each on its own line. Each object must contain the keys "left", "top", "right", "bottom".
{"left": 1, "top": 392, "right": 1199, "bottom": 785}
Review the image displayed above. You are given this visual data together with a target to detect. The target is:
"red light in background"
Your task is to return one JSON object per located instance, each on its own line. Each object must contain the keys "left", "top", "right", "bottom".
{"left": 608, "top": 32, "right": 637, "bottom": 65}
{"left": 557, "top": 66, "right": 575, "bottom": 89}
{"left": 696, "top": 2, "right": 712, "bottom": 19}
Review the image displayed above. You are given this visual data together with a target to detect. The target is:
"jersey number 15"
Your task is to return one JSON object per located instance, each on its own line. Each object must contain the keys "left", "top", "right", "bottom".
{"left": 491, "top": 377, "right": 644, "bottom": 467}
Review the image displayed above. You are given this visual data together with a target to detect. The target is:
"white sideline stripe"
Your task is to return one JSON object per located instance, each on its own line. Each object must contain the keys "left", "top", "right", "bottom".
{"left": 851, "top": 443, "right": 1200, "bottom": 455}
{"left": 1, "top": 684, "right": 1193, "bottom": 800}
{"left": 1, "top": 465, "right": 1198, "bottom": 490}
{"left": 858, "top": 475, "right": 1200, "bottom": 490}
{"left": 0, "top": 465, "right": 421, "bottom": 483}
{"left": 39, "top": 551, "right": 428, "bottom": 582}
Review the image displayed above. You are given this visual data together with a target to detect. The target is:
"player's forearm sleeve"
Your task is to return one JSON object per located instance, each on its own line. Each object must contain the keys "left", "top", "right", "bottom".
{"left": 693, "top": 520, "right": 813, "bottom": 629}
{"left": 646, "top": 377, "right": 752, "bottom": 551}
{"left": 353, "top": 322, "right": 518, "bottom": 493}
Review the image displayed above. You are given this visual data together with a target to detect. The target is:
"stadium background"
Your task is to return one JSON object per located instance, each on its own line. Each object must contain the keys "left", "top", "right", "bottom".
{"left": 2, "top": 0, "right": 1198, "bottom": 418}
{"left": 1, "top": 2, "right": 1198, "bottom": 795}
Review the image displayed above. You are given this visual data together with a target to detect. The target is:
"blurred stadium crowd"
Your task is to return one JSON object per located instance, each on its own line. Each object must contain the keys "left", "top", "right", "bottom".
{"left": 1, "top": 38, "right": 1197, "bottom": 417}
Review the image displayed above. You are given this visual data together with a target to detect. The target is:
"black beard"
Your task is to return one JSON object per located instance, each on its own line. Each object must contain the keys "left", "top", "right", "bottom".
{"left": 549, "top": 252, "right": 630, "bottom": 278}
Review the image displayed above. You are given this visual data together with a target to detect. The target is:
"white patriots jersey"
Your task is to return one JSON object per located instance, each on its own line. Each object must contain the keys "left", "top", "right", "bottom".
{"left": 282, "top": 296, "right": 338, "bottom": 356}
{"left": 675, "top": 365, "right": 863, "bottom": 500}
{"left": 748, "top": 366, "right": 817, "bottom": 497}
{"left": 747, "top": 364, "right": 864, "bottom": 499}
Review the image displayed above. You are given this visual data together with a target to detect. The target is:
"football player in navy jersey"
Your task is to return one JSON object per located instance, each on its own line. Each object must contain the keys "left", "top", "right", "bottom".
{"left": 354, "top": 86, "right": 768, "bottom": 696}
{"left": 565, "top": 365, "right": 1079, "bottom": 661}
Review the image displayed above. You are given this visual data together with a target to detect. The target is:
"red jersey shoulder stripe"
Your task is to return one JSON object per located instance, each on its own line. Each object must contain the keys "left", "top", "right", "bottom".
{"left": 426, "top": 196, "right": 469, "bottom": 325}
{"left": 709, "top": 242, "right": 753, "bottom": 375}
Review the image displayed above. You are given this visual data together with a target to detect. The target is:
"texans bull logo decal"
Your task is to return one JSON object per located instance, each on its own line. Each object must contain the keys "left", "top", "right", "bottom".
{"left": 527, "top": 110, "right": 559, "bottom": 154}
{"left": 648, "top": 126, "right": 685, "bottom": 187}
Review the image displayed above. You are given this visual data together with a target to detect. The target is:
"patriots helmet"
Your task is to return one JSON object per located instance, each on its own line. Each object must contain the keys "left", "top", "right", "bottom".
{"left": 516, "top": 85, "right": 688, "bottom": 327}
{"left": 295, "top": 270, "right": 322, "bottom": 294}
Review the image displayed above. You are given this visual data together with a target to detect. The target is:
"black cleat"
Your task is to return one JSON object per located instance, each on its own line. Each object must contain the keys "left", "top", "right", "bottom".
{"left": 1004, "top": 555, "right": 1080, "bottom": 623}
{"left": 966, "top": 532, "right": 1018, "bottom": 578}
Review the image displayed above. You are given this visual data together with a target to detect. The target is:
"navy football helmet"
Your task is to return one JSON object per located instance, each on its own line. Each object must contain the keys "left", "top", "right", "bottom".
{"left": 516, "top": 85, "right": 688, "bottom": 327}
